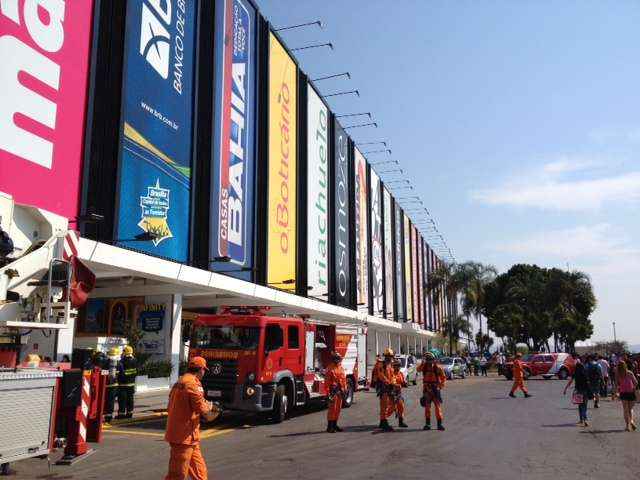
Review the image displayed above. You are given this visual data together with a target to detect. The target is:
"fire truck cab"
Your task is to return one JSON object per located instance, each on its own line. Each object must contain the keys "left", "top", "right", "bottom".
{"left": 190, "top": 308, "right": 360, "bottom": 422}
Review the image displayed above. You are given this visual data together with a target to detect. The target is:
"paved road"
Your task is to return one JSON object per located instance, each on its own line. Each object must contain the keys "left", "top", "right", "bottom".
{"left": 11, "top": 374, "right": 640, "bottom": 479}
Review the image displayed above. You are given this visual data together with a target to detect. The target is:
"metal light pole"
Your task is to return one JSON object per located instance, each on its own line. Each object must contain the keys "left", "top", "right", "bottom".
{"left": 613, "top": 321, "right": 617, "bottom": 343}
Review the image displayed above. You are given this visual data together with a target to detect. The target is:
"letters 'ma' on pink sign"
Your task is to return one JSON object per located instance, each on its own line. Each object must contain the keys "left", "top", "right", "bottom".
{"left": 0, "top": 0, "right": 94, "bottom": 219}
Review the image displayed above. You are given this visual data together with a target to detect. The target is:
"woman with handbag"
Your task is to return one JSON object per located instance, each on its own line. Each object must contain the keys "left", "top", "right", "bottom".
{"left": 563, "top": 362, "right": 592, "bottom": 427}
{"left": 616, "top": 361, "right": 638, "bottom": 432}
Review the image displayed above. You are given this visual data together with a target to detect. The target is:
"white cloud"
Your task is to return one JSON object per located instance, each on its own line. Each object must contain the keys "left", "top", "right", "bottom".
{"left": 471, "top": 158, "right": 640, "bottom": 211}
{"left": 496, "top": 223, "right": 635, "bottom": 262}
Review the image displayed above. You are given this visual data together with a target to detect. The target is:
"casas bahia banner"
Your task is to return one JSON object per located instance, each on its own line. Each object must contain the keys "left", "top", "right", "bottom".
{"left": 210, "top": 0, "right": 257, "bottom": 280}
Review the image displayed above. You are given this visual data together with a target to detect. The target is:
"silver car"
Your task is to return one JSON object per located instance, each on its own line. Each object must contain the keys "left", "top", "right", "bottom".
{"left": 396, "top": 355, "right": 418, "bottom": 385}
{"left": 438, "top": 357, "right": 467, "bottom": 380}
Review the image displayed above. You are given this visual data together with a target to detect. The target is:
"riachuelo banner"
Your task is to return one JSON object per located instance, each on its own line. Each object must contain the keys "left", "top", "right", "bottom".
{"left": 116, "top": 0, "right": 197, "bottom": 262}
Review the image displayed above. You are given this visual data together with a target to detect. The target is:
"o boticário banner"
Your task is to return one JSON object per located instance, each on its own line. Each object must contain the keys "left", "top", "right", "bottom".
{"left": 354, "top": 148, "right": 369, "bottom": 313}
{"left": 404, "top": 213, "right": 413, "bottom": 321}
{"left": 394, "top": 202, "right": 405, "bottom": 321}
{"left": 210, "top": 0, "right": 257, "bottom": 280}
{"left": 307, "top": 86, "right": 329, "bottom": 299}
{"left": 0, "top": 0, "right": 94, "bottom": 220}
{"left": 115, "top": 0, "right": 197, "bottom": 262}
{"left": 267, "top": 33, "right": 297, "bottom": 291}
{"left": 370, "top": 169, "right": 384, "bottom": 317}
{"left": 383, "top": 187, "right": 395, "bottom": 320}
{"left": 333, "top": 119, "right": 351, "bottom": 307}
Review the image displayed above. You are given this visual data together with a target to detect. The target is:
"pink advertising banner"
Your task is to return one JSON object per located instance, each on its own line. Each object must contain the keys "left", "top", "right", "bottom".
{"left": 0, "top": 0, "right": 94, "bottom": 219}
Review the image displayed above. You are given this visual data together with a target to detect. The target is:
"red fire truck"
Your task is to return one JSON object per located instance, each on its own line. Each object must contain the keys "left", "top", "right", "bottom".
{"left": 189, "top": 308, "right": 361, "bottom": 422}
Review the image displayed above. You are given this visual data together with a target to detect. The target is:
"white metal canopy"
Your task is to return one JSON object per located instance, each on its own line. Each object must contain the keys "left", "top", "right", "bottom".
{"left": 78, "top": 238, "right": 434, "bottom": 338}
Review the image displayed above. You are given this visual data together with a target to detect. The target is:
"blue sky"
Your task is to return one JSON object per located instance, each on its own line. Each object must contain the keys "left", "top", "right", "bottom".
{"left": 257, "top": 1, "right": 640, "bottom": 344}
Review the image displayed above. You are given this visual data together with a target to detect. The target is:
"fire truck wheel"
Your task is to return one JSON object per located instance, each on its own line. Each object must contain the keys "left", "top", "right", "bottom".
{"left": 272, "top": 385, "right": 289, "bottom": 423}
{"left": 343, "top": 378, "right": 355, "bottom": 408}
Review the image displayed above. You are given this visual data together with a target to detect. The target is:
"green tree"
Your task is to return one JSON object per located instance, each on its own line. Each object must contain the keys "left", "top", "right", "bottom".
{"left": 442, "top": 314, "right": 472, "bottom": 354}
{"left": 460, "top": 262, "right": 497, "bottom": 352}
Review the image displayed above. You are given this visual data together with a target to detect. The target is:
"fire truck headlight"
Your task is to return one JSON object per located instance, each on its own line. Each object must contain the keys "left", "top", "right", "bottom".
{"left": 245, "top": 386, "right": 256, "bottom": 397}
{"left": 247, "top": 373, "right": 256, "bottom": 382}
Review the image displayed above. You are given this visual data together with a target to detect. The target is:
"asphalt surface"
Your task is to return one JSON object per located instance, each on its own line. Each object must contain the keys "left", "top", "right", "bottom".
{"left": 9, "top": 374, "right": 640, "bottom": 479}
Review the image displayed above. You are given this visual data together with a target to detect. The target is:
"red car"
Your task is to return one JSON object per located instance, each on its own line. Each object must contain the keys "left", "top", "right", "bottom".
{"left": 503, "top": 353, "right": 576, "bottom": 380}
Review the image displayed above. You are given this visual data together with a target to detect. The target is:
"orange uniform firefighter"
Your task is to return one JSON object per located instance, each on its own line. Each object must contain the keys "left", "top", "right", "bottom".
{"left": 370, "top": 355, "right": 383, "bottom": 390}
{"left": 326, "top": 351, "right": 348, "bottom": 433}
{"left": 418, "top": 352, "right": 446, "bottom": 431}
{"left": 164, "top": 356, "right": 220, "bottom": 480}
{"left": 378, "top": 348, "right": 397, "bottom": 432}
{"left": 390, "top": 359, "right": 409, "bottom": 428}
{"left": 509, "top": 353, "right": 531, "bottom": 398}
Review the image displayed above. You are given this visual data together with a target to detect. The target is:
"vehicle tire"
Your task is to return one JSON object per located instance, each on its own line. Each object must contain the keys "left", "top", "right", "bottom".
{"left": 461, "top": 371, "right": 466, "bottom": 379}
{"left": 343, "top": 378, "right": 355, "bottom": 408}
{"left": 557, "top": 368, "right": 569, "bottom": 380}
{"left": 272, "top": 385, "right": 288, "bottom": 423}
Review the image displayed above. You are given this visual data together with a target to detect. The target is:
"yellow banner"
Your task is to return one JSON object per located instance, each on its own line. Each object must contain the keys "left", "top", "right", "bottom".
{"left": 268, "top": 33, "right": 297, "bottom": 291}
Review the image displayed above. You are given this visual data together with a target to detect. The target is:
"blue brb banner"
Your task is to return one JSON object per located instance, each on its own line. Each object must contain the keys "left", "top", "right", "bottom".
{"left": 209, "top": 0, "right": 257, "bottom": 280}
{"left": 115, "top": 0, "right": 197, "bottom": 262}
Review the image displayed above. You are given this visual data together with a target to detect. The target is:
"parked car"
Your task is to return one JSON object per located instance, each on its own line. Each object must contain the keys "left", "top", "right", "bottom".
{"left": 502, "top": 353, "right": 575, "bottom": 381}
{"left": 396, "top": 355, "right": 418, "bottom": 385}
{"left": 437, "top": 357, "right": 467, "bottom": 380}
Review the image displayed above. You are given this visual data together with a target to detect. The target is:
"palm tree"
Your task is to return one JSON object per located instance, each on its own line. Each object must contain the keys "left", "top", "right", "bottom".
{"left": 461, "top": 262, "right": 497, "bottom": 353}
{"left": 442, "top": 315, "right": 472, "bottom": 354}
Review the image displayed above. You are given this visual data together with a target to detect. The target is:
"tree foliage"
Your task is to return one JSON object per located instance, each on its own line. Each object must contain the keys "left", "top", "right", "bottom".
{"left": 484, "top": 264, "right": 595, "bottom": 353}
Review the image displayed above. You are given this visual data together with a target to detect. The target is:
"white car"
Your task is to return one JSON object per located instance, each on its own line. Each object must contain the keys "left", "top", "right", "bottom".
{"left": 437, "top": 357, "right": 468, "bottom": 380}
{"left": 397, "top": 355, "right": 418, "bottom": 385}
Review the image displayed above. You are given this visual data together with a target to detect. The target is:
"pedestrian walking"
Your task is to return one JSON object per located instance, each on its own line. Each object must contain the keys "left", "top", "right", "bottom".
{"left": 616, "top": 361, "right": 638, "bottom": 432}
{"left": 480, "top": 357, "right": 488, "bottom": 377}
{"left": 164, "top": 356, "right": 219, "bottom": 480}
{"left": 597, "top": 355, "right": 610, "bottom": 397}
{"left": 326, "top": 352, "right": 347, "bottom": 433}
{"left": 418, "top": 352, "right": 446, "bottom": 431}
{"left": 509, "top": 353, "right": 531, "bottom": 398}
{"left": 563, "top": 362, "right": 593, "bottom": 427}
{"left": 586, "top": 355, "right": 603, "bottom": 408}
{"left": 496, "top": 352, "right": 505, "bottom": 376}
{"left": 390, "top": 358, "right": 408, "bottom": 428}
{"left": 377, "top": 349, "right": 397, "bottom": 432}
{"left": 117, "top": 345, "right": 138, "bottom": 419}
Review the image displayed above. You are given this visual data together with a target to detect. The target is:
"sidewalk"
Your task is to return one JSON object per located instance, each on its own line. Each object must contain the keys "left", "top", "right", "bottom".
{"left": 108, "top": 389, "right": 169, "bottom": 425}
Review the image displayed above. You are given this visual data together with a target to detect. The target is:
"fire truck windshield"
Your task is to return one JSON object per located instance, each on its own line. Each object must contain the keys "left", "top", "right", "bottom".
{"left": 193, "top": 326, "right": 261, "bottom": 350}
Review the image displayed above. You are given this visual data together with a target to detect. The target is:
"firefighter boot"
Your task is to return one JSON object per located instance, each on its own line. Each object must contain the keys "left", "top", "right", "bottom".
{"left": 423, "top": 422, "right": 431, "bottom": 431}
{"left": 398, "top": 417, "right": 408, "bottom": 428}
{"left": 524, "top": 393, "right": 532, "bottom": 398}
{"left": 381, "top": 419, "right": 394, "bottom": 432}
{"left": 437, "top": 421, "right": 445, "bottom": 431}
{"left": 327, "top": 421, "right": 336, "bottom": 433}
{"left": 334, "top": 423, "right": 344, "bottom": 432}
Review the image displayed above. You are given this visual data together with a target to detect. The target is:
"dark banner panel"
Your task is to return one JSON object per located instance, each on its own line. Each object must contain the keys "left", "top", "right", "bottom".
{"left": 383, "top": 187, "right": 395, "bottom": 320}
{"left": 416, "top": 232, "right": 424, "bottom": 325}
{"left": 411, "top": 224, "right": 419, "bottom": 323}
{"left": 209, "top": 0, "right": 257, "bottom": 279}
{"left": 403, "top": 214, "right": 413, "bottom": 321}
{"left": 394, "top": 203, "right": 405, "bottom": 321}
{"left": 333, "top": 119, "right": 351, "bottom": 307}
{"left": 115, "top": 0, "right": 197, "bottom": 262}
{"left": 370, "top": 169, "right": 384, "bottom": 317}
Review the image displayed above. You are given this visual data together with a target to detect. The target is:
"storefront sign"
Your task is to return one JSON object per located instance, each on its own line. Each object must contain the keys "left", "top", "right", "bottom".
{"left": 267, "top": 33, "right": 297, "bottom": 291}
{"left": 370, "top": 169, "right": 383, "bottom": 317}
{"left": 333, "top": 120, "right": 351, "bottom": 307}
{"left": 404, "top": 214, "right": 413, "bottom": 321}
{"left": 394, "top": 203, "right": 405, "bottom": 321}
{"left": 210, "top": 0, "right": 257, "bottom": 279}
{"left": 115, "top": 0, "right": 197, "bottom": 262}
{"left": 307, "top": 86, "right": 329, "bottom": 299}
{"left": 0, "top": 0, "right": 94, "bottom": 219}
{"left": 354, "top": 148, "right": 369, "bottom": 313}
{"left": 383, "top": 188, "right": 395, "bottom": 320}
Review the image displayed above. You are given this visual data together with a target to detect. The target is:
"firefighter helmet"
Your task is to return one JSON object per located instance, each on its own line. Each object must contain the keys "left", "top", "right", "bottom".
{"left": 123, "top": 345, "right": 134, "bottom": 356}
{"left": 423, "top": 352, "right": 436, "bottom": 361}
{"left": 383, "top": 348, "right": 395, "bottom": 357}
{"left": 331, "top": 351, "right": 343, "bottom": 362}
{"left": 108, "top": 347, "right": 121, "bottom": 357}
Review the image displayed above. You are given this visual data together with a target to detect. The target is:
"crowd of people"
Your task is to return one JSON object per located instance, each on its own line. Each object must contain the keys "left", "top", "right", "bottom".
{"left": 563, "top": 353, "right": 639, "bottom": 430}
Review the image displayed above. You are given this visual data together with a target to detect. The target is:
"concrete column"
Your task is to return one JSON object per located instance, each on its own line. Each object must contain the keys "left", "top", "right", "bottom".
{"left": 169, "top": 294, "right": 182, "bottom": 385}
